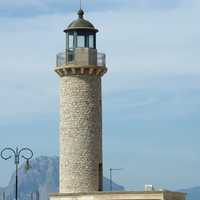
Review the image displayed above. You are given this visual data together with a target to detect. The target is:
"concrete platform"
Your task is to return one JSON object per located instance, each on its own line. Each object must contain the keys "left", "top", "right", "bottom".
{"left": 50, "top": 191, "right": 186, "bottom": 200}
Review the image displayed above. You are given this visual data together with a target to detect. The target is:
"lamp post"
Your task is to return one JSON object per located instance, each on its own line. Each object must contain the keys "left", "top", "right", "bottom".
{"left": 0, "top": 147, "right": 33, "bottom": 200}
{"left": 109, "top": 168, "right": 123, "bottom": 191}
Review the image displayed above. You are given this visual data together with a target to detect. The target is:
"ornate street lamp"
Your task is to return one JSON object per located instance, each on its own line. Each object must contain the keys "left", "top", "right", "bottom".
{"left": 1, "top": 147, "right": 33, "bottom": 200}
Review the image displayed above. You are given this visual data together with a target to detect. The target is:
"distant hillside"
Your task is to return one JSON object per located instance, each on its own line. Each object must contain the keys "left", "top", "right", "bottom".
{"left": 2, "top": 156, "right": 199, "bottom": 200}
{"left": 0, "top": 156, "right": 124, "bottom": 200}
{"left": 0, "top": 188, "right": 3, "bottom": 196}
{"left": 180, "top": 186, "right": 200, "bottom": 200}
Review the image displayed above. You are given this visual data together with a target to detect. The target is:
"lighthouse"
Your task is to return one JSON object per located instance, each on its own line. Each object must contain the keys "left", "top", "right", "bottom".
{"left": 50, "top": 8, "right": 186, "bottom": 200}
{"left": 55, "top": 9, "right": 107, "bottom": 193}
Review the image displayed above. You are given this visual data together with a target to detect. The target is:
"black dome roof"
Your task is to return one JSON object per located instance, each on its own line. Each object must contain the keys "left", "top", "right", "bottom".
{"left": 64, "top": 9, "right": 98, "bottom": 32}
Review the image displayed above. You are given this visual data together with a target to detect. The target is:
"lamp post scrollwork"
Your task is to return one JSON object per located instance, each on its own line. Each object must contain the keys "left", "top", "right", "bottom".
{"left": 1, "top": 147, "right": 33, "bottom": 200}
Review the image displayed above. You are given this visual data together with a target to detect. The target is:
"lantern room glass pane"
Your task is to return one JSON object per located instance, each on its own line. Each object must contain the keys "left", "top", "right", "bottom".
{"left": 69, "top": 35, "right": 74, "bottom": 49}
{"left": 89, "top": 35, "right": 94, "bottom": 48}
{"left": 68, "top": 50, "right": 74, "bottom": 63}
{"left": 77, "top": 35, "right": 85, "bottom": 48}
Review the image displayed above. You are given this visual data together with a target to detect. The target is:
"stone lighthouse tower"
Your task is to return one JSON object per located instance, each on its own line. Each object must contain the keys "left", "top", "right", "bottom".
{"left": 51, "top": 8, "right": 186, "bottom": 200}
{"left": 55, "top": 9, "right": 107, "bottom": 193}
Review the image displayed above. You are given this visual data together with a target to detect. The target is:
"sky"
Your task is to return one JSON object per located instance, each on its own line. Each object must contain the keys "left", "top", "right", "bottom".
{"left": 0, "top": 0, "right": 200, "bottom": 191}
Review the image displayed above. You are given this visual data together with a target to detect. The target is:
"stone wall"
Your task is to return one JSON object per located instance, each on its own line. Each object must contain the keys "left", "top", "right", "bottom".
{"left": 59, "top": 75, "right": 102, "bottom": 193}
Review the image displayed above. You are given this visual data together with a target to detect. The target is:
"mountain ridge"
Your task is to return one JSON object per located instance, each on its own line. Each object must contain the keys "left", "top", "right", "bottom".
{"left": 0, "top": 156, "right": 124, "bottom": 200}
{"left": 0, "top": 156, "right": 199, "bottom": 200}
{"left": 179, "top": 186, "right": 200, "bottom": 200}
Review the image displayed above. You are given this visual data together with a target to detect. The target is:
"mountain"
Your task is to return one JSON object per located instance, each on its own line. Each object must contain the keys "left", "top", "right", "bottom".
{"left": 0, "top": 156, "right": 124, "bottom": 200}
{"left": 179, "top": 187, "right": 200, "bottom": 200}
{"left": 2, "top": 156, "right": 199, "bottom": 200}
{"left": 0, "top": 187, "right": 5, "bottom": 200}
{"left": 0, "top": 188, "right": 3, "bottom": 196}
{"left": 103, "top": 177, "right": 124, "bottom": 192}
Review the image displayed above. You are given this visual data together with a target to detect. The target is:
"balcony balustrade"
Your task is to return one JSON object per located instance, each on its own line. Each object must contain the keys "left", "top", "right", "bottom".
{"left": 56, "top": 50, "right": 106, "bottom": 67}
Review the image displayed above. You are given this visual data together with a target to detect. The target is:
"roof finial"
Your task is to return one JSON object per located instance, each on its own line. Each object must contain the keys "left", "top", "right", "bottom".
{"left": 78, "top": 9, "right": 84, "bottom": 18}
{"left": 78, "top": 0, "right": 84, "bottom": 19}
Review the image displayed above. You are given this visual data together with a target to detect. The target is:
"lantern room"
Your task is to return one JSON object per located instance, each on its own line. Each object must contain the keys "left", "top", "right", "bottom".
{"left": 56, "top": 9, "right": 106, "bottom": 68}
{"left": 64, "top": 9, "right": 98, "bottom": 50}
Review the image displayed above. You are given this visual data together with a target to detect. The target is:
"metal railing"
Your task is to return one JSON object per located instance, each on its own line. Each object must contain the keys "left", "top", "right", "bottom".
{"left": 97, "top": 52, "right": 106, "bottom": 67}
{"left": 56, "top": 52, "right": 65, "bottom": 67}
{"left": 56, "top": 51, "right": 106, "bottom": 67}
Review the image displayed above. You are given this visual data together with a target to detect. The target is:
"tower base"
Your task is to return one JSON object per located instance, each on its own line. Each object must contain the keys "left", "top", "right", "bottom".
{"left": 50, "top": 191, "right": 186, "bottom": 200}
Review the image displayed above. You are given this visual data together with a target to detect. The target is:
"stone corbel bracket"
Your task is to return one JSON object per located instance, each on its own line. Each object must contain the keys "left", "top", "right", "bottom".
{"left": 55, "top": 65, "right": 107, "bottom": 77}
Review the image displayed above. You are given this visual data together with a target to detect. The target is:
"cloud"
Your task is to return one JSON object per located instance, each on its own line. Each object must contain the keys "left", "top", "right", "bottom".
{"left": 0, "top": 0, "right": 200, "bottom": 120}
{"left": 0, "top": 0, "right": 185, "bottom": 18}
